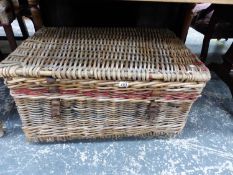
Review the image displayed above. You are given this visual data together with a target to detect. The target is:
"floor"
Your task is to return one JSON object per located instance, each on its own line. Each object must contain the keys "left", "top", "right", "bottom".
{"left": 0, "top": 22, "right": 233, "bottom": 175}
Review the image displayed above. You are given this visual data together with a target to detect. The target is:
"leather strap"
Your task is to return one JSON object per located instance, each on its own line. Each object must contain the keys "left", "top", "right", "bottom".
{"left": 47, "top": 77, "right": 61, "bottom": 119}
{"left": 51, "top": 99, "right": 61, "bottom": 119}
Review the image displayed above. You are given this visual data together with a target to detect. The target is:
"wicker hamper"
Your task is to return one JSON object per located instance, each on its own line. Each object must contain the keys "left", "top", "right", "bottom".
{"left": 0, "top": 27, "right": 210, "bottom": 142}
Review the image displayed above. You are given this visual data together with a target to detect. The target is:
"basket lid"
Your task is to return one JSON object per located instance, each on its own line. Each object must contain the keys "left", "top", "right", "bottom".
{"left": 0, "top": 27, "right": 210, "bottom": 82}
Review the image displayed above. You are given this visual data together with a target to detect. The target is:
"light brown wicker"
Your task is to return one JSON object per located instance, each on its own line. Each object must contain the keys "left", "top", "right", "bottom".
{"left": 0, "top": 27, "right": 210, "bottom": 142}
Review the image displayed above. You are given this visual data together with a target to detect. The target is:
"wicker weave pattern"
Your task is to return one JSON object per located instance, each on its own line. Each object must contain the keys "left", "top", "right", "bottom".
{"left": 0, "top": 27, "right": 210, "bottom": 142}
{"left": 6, "top": 78, "right": 203, "bottom": 142}
{"left": 0, "top": 27, "right": 210, "bottom": 81}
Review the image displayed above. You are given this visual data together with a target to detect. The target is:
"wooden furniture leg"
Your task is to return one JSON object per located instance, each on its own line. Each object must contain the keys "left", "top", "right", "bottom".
{"left": 29, "top": 5, "right": 42, "bottom": 31}
{"left": 181, "top": 3, "right": 195, "bottom": 42}
{"left": 200, "top": 36, "right": 211, "bottom": 61}
{"left": 198, "top": 8, "right": 219, "bottom": 62}
{"left": 16, "top": 13, "right": 29, "bottom": 39}
{"left": 210, "top": 43, "right": 233, "bottom": 98}
{"left": 3, "top": 25, "right": 17, "bottom": 51}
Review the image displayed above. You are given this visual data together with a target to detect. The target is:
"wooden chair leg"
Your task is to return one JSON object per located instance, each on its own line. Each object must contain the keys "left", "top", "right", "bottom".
{"left": 3, "top": 25, "right": 17, "bottom": 51}
{"left": 30, "top": 6, "right": 43, "bottom": 31}
{"left": 200, "top": 36, "right": 210, "bottom": 62}
{"left": 181, "top": 3, "right": 195, "bottom": 43}
{"left": 17, "top": 14, "right": 29, "bottom": 39}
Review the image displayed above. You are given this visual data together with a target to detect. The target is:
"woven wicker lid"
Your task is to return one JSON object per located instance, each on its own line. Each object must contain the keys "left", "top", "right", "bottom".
{"left": 0, "top": 27, "right": 210, "bottom": 82}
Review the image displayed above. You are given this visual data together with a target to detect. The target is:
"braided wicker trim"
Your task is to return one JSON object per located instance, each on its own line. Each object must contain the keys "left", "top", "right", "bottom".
{"left": 6, "top": 78, "right": 204, "bottom": 102}
{"left": 0, "top": 27, "right": 210, "bottom": 82}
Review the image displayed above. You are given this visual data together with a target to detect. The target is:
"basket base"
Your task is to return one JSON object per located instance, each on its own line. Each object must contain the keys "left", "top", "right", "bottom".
{"left": 24, "top": 130, "right": 181, "bottom": 142}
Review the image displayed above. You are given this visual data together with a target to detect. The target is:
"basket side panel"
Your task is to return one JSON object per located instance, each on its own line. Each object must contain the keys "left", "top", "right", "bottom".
{"left": 14, "top": 97, "right": 193, "bottom": 142}
{"left": 7, "top": 78, "right": 203, "bottom": 142}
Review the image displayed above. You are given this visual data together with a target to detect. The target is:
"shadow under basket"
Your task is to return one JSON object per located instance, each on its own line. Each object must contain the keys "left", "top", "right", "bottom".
{"left": 0, "top": 27, "right": 210, "bottom": 142}
{"left": 0, "top": 79, "right": 15, "bottom": 117}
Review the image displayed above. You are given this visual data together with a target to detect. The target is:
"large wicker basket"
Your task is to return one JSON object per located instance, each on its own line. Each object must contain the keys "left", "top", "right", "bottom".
{"left": 0, "top": 27, "right": 210, "bottom": 142}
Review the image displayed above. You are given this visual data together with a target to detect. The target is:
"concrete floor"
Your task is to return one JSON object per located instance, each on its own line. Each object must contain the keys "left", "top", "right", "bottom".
{"left": 0, "top": 24, "right": 233, "bottom": 174}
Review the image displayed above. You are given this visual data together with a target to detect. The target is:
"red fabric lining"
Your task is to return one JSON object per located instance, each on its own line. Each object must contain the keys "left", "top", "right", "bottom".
{"left": 13, "top": 88, "right": 198, "bottom": 100}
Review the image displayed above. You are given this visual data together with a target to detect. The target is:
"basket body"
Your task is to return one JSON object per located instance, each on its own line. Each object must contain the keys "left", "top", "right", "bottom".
{"left": 7, "top": 78, "right": 204, "bottom": 142}
{"left": 0, "top": 27, "right": 210, "bottom": 142}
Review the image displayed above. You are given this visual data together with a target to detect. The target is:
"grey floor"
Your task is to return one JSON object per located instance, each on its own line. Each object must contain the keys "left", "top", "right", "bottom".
{"left": 0, "top": 22, "right": 233, "bottom": 175}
